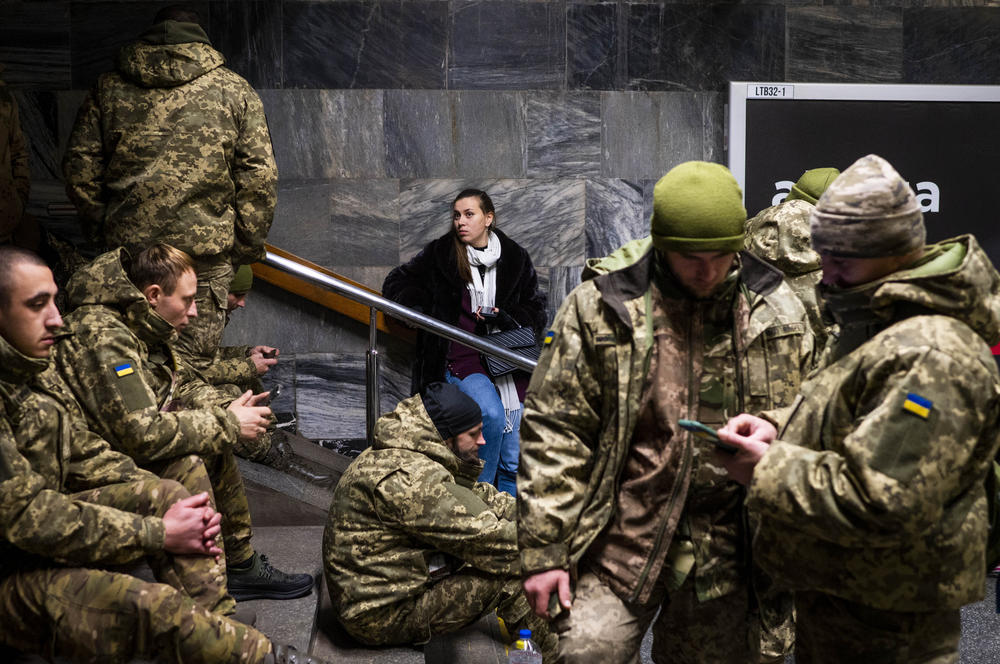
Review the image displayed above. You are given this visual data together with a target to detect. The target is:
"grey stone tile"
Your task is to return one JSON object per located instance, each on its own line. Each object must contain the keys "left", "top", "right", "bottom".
{"left": 386, "top": 92, "right": 526, "bottom": 179}
{"left": 625, "top": 4, "right": 784, "bottom": 91}
{"left": 12, "top": 91, "right": 60, "bottom": 181}
{"left": 453, "top": 92, "right": 526, "bottom": 178}
{"left": 397, "top": 179, "right": 585, "bottom": 268}
{"left": 260, "top": 89, "right": 386, "bottom": 179}
{"left": 904, "top": 7, "right": 1000, "bottom": 84}
{"left": 788, "top": 8, "right": 903, "bottom": 82}
{"left": 384, "top": 90, "right": 456, "bottom": 178}
{"left": 601, "top": 91, "right": 713, "bottom": 181}
{"left": 585, "top": 178, "right": 645, "bottom": 259}
{"left": 567, "top": 1, "right": 619, "bottom": 90}
{"left": 295, "top": 353, "right": 367, "bottom": 440}
{"left": 283, "top": 1, "right": 447, "bottom": 89}
{"left": 448, "top": 1, "right": 566, "bottom": 90}
{"left": 270, "top": 178, "right": 400, "bottom": 267}
{"left": 208, "top": 0, "right": 282, "bottom": 88}
{"left": 0, "top": 2, "right": 71, "bottom": 89}
{"left": 526, "top": 91, "right": 602, "bottom": 178}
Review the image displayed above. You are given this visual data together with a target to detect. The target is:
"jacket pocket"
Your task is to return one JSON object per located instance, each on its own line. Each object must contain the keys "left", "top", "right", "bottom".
{"left": 747, "top": 322, "right": 806, "bottom": 409}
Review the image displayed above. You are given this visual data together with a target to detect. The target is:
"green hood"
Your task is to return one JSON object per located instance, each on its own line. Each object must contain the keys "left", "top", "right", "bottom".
{"left": 744, "top": 199, "right": 821, "bottom": 277}
{"left": 65, "top": 248, "right": 177, "bottom": 347}
{"left": 824, "top": 235, "right": 1000, "bottom": 347}
{"left": 117, "top": 21, "right": 223, "bottom": 88}
{"left": 582, "top": 237, "right": 654, "bottom": 281}
{"left": 372, "top": 393, "right": 483, "bottom": 484}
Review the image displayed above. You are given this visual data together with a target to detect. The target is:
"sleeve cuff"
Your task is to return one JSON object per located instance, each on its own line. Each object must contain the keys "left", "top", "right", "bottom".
{"left": 140, "top": 517, "right": 166, "bottom": 554}
{"left": 519, "top": 542, "right": 569, "bottom": 575}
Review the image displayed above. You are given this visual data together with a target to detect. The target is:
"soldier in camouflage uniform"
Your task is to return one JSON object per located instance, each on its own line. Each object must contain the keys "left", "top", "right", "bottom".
{"left": 745, "top": 167, "right": 840, "bottom": 351}
{"left": 324, "top": 382, "right": 555, "bottom": 659}
{"left": 201, "top": 264, "right": 278, "bottom": 393}
{"left": 53, "top": 244, "right": 314, "bottom": 602}
{"left": 0, "top": 64, "right": 30, "bottom": 245}
{"left": 718, "top": 154, "right": 1000, "bottom": 663}
{"left": 518, "top": 161, "right": 815, "bottom": 664}
{"left": 0, "top": 246, "right": 329, "bottom": 664}
{"left": 62, "top": 6, "right": 277, "bottom": 373}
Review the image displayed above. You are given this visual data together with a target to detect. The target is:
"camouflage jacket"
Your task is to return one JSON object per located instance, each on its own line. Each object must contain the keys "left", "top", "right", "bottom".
{"left": 201, "top": 344, "right": 256, "bottom": 388}
{"left": 0, "top": 71, "right": 30, "bottom": 240}
{"left": 0, "top": 332, "right": 164, "bottom": 573}
{"left": 745, "top": 199, "right": 830, "bottom": 349}
{"left": 520, "top": 240, "right": 813, "bottom": 603}
{"left": 53, "top": 248, "right": 239, "bottom": 464}
{"left": 750, "top": 235, "right": 1000, "bottom": 611}
{"left": 323, "top": 394, "right": 518, "bottom": 627}
{"left": 62, "top": 21, "right": 276, "bottom": 264}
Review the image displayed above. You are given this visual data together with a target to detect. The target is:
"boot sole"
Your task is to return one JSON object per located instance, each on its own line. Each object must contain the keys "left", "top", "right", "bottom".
{"left": 228, "top": 583, "right": 315, "bottom": 602}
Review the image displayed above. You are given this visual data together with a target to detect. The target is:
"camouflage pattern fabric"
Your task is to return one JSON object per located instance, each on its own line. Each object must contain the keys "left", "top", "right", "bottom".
{"left": 324, "top": 393, "right": 553, "bottom": 654}
{"left": 0, "top": 70, "right": 30, "bottom": 241}
{"left": 54, "top": 249, "right": 257, "bottom": 564}
{"left": 749, "top": 236, "right": 1000, "bottom": 652}
{"left": 202, "top": 343, "right": 260, "bottom": 392}
{"left": 174, "top": 258, "right": 234, "bottom": 371}
{"left": 810, "top": 154, "right": 924, "bottom": 259}
{"left": 62, "top": 26, "right": 276, "bottom": 264}
{"left": 0, "top": 334, "right": 167, "bottom": 572}
{"left": 793, "top": 591, "right": 959, "bottom": 664}
{"left": 554, "top": 571, "right": 759, "bottom": 664}
{"left": 0, "top": 566, "right": 272, "bottom": 664}
{"left": 518, "top": 244, "right": 812, "bottom": 662}
{"left": 745, "top": 198, "right": 831, "bottom": 349}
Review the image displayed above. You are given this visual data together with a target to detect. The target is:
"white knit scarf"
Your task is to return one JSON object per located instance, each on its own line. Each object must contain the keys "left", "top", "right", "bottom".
{"left": 466, "top": 232, "right": 520, "bottom": 432}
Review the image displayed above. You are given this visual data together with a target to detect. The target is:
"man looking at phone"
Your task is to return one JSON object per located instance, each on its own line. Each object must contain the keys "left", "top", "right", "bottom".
{"left": 199, "top": 264, "right": 280, "bottom": 393}
{"left": 52, "top": 243, "right": 314, "bottom": 602}
{"left": 717, "top": 154, "right": 1000, "bottom": 662}
{"left": 517, "top": 161, "right": 814, "bottom": 663}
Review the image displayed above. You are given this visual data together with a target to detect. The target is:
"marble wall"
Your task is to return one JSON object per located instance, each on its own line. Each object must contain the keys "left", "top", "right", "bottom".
{"left": 3, "top": 0, "right": 1000, "bottom": 434}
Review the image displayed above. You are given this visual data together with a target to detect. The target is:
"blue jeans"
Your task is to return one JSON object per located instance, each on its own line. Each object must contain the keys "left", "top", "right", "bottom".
{"left": 445, "top": 371, "right": 521, "bottom": 495}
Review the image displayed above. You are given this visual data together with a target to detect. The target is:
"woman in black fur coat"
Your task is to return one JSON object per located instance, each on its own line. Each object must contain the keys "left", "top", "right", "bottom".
{"left": 382, "top": 189, "right": 546, "bottom": 495}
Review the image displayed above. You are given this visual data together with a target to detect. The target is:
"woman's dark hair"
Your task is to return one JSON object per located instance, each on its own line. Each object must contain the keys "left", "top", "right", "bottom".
{"left": 451, "top": 189, "right": 497, "bottom": 283}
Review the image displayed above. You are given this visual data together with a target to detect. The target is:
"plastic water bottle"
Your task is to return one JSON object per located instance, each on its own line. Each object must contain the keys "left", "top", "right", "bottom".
{"left": 508, "top": 628, "right": 543, "bottom": 663}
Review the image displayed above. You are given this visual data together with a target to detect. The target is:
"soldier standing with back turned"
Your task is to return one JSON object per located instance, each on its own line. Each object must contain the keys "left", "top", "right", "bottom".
{"left": 62, "top": 4, "right": 276, "bottom": 372}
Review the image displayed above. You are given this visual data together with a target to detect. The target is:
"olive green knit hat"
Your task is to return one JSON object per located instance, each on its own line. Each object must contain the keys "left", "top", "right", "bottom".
{"left": 650, "top": 161, "right": 747, "bottom": 253}
{"left": 810, "top": 154, "right": 925, "bottom": 258}
{"left": 229, "top": 264, "right": 254, "bottom": 294}
{"left": 786, "top": 167, "right": 840, "bottom": 205}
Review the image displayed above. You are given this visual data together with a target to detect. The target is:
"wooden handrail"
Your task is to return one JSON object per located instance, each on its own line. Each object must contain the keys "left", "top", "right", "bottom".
{"left": 251, "top": 244, "right": 415, "bottom": 341}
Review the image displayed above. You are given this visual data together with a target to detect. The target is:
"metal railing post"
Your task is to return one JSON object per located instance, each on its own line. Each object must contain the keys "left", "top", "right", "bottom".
{"left": 365, "top": 306, "right": 380, "bottom": 445}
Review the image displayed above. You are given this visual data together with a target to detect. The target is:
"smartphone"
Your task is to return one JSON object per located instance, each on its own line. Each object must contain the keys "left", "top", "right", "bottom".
{"left": 677, "top": 419, "right": 738, "bottom": 454}
{"left": 262, "top": 349, "right": 277, "bottom": 359}
{"left": 478, "top": 309, "right": 497, "bottom": 320}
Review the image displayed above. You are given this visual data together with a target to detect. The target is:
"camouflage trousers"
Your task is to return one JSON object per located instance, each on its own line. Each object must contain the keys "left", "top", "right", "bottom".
{"left": 554, "top": 570, "right": 760, "bottom": 664}
{"left": 794, "top": 591, "right": 960, "bottom": 664}
{"left": 149, "top": 452, "right": 256, "bottom": 567}
{"left": 341, "top": 568, "right": 557, "bottom": 660}
{"left": 0, "top": 566, "right": 272, "bottom": 663}
{"left": 174, "top": 258, "right": 233, "bottom": 373}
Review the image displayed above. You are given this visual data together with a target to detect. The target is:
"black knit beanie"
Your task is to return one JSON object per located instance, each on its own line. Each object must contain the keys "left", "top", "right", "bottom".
{"left": 421, "top": 382, "right": 482, "bottom": 440}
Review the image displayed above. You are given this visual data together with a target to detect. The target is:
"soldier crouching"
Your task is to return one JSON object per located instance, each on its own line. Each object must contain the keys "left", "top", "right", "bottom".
{"left": 323, "top": 382, "right": 555, "bottom": 659}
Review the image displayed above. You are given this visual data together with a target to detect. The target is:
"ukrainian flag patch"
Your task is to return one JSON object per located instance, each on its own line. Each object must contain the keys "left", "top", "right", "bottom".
{"left": 543, "top": 330, "right": 555, "bottom": 345}
{"left": 114, "top": 363, "right": 134, "bottom": 377}
{"left": 902, "top": 392, "right": 932, "bottom": 419}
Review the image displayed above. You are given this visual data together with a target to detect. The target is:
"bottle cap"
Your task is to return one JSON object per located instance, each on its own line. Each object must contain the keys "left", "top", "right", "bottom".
{"left": 519, "top": 628, "right": 532, "bottom": 638}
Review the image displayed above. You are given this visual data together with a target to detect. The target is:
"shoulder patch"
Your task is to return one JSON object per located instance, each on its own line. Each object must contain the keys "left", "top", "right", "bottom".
{"left": 902, "top": 392, "right": 932, "bottom": 419}
{"left": 543, "top": 330, "right": 555, "bottom": 345}
{"left": 114, "top": 362, "right": 134, "bottom": 377}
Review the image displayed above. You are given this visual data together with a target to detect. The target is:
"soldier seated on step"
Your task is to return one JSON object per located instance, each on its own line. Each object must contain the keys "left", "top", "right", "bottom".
{"left": 51, "top": 243, "right": 314, "bottom": 602}
{"left": 323, "top": 382, "right": 556, "bottom": 660}
{"left": 0, "top": 245, "right": 330, "bottom": 664}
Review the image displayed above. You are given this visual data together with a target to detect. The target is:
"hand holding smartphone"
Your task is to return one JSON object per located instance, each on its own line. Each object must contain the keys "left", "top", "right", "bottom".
{"left": 678, "top": 419, "right": 738, "bottom": 453}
